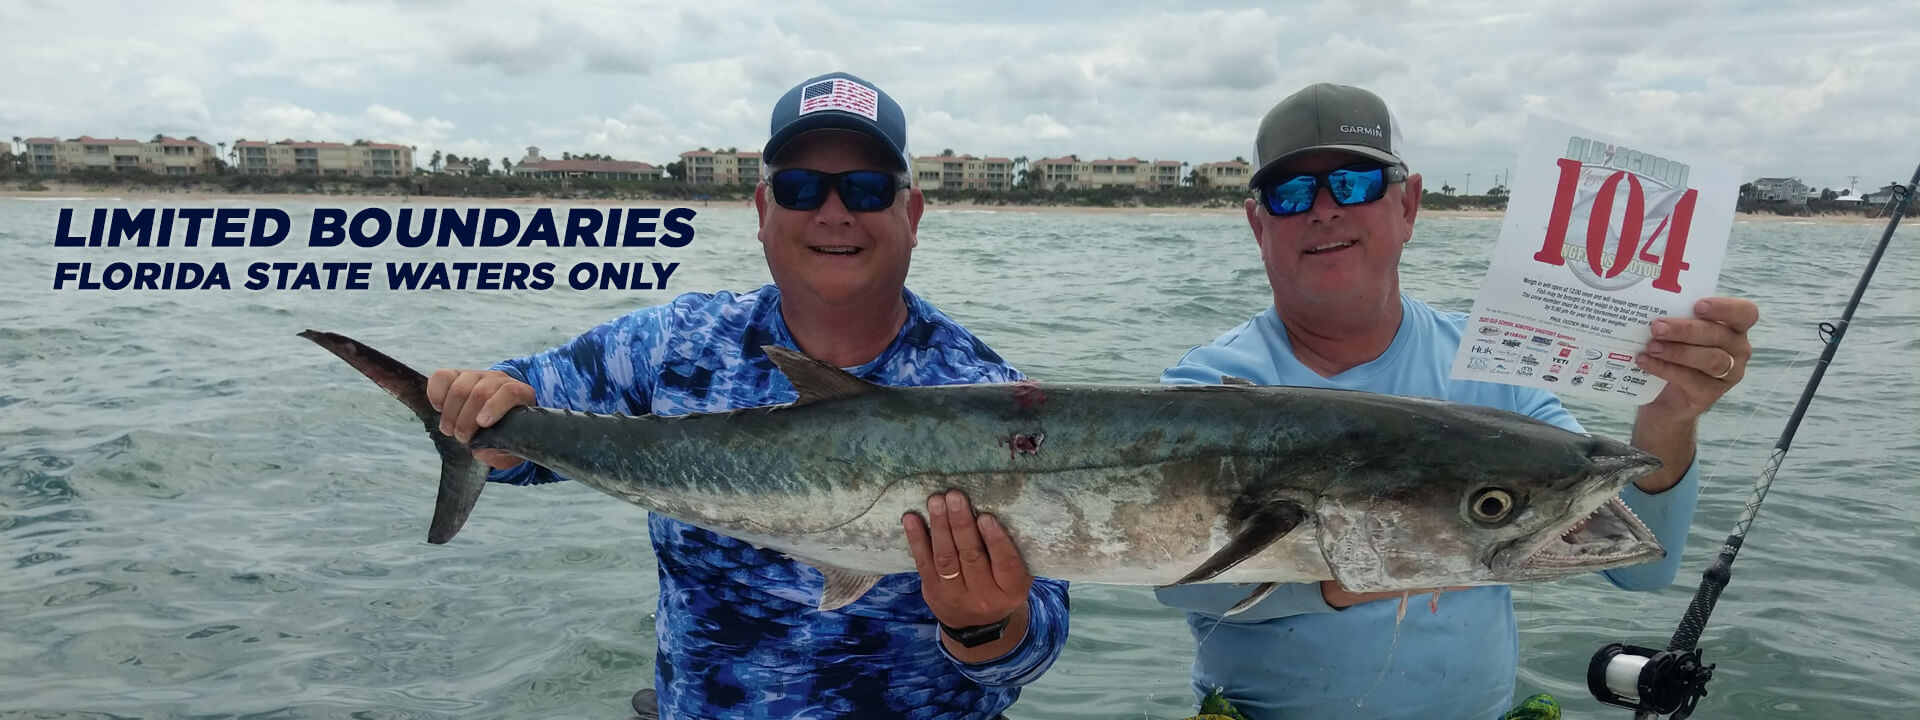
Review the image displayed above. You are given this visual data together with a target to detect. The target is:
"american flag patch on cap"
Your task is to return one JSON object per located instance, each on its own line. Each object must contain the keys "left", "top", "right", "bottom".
{"left": 798, "top": 78, "right": 879, "bottom": 121}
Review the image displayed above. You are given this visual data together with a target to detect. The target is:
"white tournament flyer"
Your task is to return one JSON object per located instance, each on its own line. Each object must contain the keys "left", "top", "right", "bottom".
{"left": 1450, "top": 115, "right": 1741, "bottom": 404}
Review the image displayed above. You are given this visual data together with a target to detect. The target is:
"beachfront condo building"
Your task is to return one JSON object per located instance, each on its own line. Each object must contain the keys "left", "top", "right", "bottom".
{"left": 512, "top": 146, "right": 663, "bottom": 181}
{"left": 678, "top": 149, "right": 761, "bottom": 185}
{"left": 231, "top": 139, "right": 414, "bottom": 177}
{"left": 19, "top": 135, "right": 218, "bottom": 175}
{"left": 911, "top": 155, "right": 1015, "bottom": 191}
{"left": 1750, "top": 177, "right": 1812, "bottom": 203}
{"left": 1151, "top": 160, "right": 1184, "bottom": 189}
{"left": 1030, "top": 157, "right": 1186, "bottom": 191}
{"left": 1193, "top": 161, "right": 1252, "bottom": 187}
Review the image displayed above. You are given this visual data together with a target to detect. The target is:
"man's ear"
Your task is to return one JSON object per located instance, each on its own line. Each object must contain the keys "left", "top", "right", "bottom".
{"left": 753, "top": 181, "right": 771, "bottom": 244}
{"left": 906, "top": 187, "right": 924, "bottom": 247}
{"left": 1244, "top": 196, "right": 1263, "bottom": 242}
{"left": 1400, "top": 172, "right": 1423, "bottom": 230}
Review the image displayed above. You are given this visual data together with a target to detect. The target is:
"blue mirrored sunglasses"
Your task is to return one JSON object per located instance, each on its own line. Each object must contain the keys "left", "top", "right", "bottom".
{"left": 1258, "top": 162, "right": 1408, "bottom": 216}
{"left": 768, "top": 168, "right": 913, "bottom": 212}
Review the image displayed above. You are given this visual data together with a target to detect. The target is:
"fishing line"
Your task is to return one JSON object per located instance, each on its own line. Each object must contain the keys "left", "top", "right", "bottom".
{"left": 1587, "top": 163, "right": 1920, "bottom": 719}
{"left": 1519, "top": 200, "right": 1878, "bottom": 710}
{"left": 1693, "top": 209, "right": 1898, "bottom": 489}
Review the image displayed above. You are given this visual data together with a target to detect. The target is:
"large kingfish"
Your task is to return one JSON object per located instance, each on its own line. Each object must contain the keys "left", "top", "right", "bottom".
{"left": 302, "top": 330, "right": 1664, "bottom": 614}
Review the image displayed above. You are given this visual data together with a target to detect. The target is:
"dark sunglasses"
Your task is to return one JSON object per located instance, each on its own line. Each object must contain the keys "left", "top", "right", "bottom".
{"left": 1258, "top": 162, "right": 1408, "bottom": 216}
{"left": 768, "top": 168, "right": 913, "bottom": 212}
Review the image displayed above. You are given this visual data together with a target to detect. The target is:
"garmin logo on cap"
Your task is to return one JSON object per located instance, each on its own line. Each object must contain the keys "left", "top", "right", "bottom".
{"left": 1341, "top": 124, "right": 1384, "bottom": 138}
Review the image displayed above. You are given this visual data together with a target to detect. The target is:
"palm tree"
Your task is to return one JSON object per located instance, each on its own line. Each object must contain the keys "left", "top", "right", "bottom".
{"left": 430, "top": 150, "right": 443, "bottom": 173}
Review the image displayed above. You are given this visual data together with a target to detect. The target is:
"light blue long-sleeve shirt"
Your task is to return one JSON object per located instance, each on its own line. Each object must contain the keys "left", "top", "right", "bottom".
{"left": 1154, "top": 292, "right": 1701, "bottom": 719}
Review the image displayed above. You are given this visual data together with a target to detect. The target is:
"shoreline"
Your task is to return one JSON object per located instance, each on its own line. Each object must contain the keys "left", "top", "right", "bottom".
{"left": 0, "top": 187, "right": 1891, "bottom": 224}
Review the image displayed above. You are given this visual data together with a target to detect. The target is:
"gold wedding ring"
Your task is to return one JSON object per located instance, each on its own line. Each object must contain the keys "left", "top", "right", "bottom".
{"left": 1712, "top": 350, "right": 1736, "bottom": 380}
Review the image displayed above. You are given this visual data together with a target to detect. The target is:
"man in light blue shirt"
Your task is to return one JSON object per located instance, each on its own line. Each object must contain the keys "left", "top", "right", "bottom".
{"left": 1155, "top": 82, "right": 1761, "bottom": 718}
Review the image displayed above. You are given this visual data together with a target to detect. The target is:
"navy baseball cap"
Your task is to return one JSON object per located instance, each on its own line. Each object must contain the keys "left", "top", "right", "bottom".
{"left": 763, "top": 71, "right": 911, "bottom": 173}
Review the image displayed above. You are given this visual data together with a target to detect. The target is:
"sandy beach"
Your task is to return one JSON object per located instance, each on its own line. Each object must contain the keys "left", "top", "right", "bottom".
{"left": 0, "top": 186, "right": 1894, "bottom": 225}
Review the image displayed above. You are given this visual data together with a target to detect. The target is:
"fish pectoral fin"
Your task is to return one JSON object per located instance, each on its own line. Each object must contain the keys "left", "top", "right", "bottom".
{"left": 816, "top": 567, "right": 884, "bottom": 612}
{"left": 1220, "top": 374, "right": 1257, "bottom": 386}
{"left": 786, "top": 553, "right": 884, "bottom": 611}
{"left": 1223, "top": 582, "right": 1280, "bottom": 617}
{"left": 762, "top": 345, "right": 879, "bottom": 406}
{"left": 1159, "top": 501, "right": 1309, "bottom": 588}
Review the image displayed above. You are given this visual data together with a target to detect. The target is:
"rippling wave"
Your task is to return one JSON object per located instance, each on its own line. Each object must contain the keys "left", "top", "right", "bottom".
{"left": 4, "top": 199, "right": 1917, "bottom": 718}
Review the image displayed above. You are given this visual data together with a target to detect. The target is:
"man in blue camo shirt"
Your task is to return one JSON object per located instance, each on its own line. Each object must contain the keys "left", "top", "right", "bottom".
{"left": 423, "top": 71, "right": 1071, "bottom": 720}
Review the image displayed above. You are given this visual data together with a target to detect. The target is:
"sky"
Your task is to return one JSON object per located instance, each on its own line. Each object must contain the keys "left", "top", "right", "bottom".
{"left": 5, "top": 0, "right": 1918, "bottom": 195}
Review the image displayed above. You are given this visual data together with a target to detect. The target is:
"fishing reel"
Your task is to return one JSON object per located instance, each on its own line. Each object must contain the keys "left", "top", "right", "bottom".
{"left": 1587, "top": 643, "right": 1715, "bottom": 719}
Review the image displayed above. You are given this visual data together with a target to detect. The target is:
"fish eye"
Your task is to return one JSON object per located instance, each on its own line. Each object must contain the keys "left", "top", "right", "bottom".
{"left": 1469, "top": 488, "right": 1515, "bottom": 523}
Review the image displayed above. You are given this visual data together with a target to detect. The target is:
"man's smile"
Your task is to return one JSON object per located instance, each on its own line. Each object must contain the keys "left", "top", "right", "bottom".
{"left": 1304, "top": 239, "right": 1358, "bottom": 255}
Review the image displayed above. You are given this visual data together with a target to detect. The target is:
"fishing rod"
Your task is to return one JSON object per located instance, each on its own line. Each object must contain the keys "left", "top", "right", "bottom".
{"left": 1586, "top": 161, "right": 1920, "bottom": 719}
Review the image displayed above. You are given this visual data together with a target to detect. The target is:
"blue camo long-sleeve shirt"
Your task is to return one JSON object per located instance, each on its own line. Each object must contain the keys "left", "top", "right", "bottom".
{"left": 483, "top": 284, "right": 1071, "bottom": 720}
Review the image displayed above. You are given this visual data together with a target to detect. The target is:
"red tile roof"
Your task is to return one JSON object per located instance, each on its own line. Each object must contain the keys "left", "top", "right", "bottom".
{"left": 517, "top": 159, "right": 656, "bottom": 173}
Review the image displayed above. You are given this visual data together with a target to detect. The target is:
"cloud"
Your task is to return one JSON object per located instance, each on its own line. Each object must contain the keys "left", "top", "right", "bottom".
{"left": 445, "top": 15, "right": 655, "bottom": 77}
{"left": 1094, "top": 9, "right": 1290, "bottom": 92}
{"left": 226, "top": 100, "right": 455, "bottom": 153}
{"left": 1, "top": 0, "right": 1915, "bottom": 191}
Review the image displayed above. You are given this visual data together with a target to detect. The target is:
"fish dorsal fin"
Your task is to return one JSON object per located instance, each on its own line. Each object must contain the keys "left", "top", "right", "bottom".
{"left": 762, "top": 345, "right": 879, "bottom": 406}
{"left": 1221, "top": 375, "right": 1256, "bottom": 386}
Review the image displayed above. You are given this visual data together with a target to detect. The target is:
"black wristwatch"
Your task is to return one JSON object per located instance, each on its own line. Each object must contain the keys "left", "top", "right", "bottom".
{"left": 939, "top": 615, "right": 1013, "bottom": 648}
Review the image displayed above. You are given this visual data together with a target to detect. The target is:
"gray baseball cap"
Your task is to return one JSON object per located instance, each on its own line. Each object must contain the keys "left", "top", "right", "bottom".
{"left": 1249, "top": 83, "right": 1407, "bottom": 188}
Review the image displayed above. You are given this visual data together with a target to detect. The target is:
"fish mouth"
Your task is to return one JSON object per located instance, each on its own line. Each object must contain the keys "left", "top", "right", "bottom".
{"left": 1508, "top": 447, "right": 1664, "bottom": 574}
{"left": 1516, "top": 495, "right": 1663, "bottom": 572}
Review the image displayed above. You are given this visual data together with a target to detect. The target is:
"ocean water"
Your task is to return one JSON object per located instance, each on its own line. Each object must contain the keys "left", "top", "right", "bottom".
{"left": 2, "top": 196, "right": 1917, "bottom": 719}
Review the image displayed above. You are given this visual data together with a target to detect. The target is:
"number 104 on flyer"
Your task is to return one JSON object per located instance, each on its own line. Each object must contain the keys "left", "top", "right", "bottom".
{"left": 1450, "top": 115, "right": 1742, "bottom": 405}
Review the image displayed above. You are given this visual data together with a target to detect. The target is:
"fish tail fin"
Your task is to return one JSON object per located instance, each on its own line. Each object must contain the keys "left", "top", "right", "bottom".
{"left": 299, "top": 329, "right": 487, "bottom": 545}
